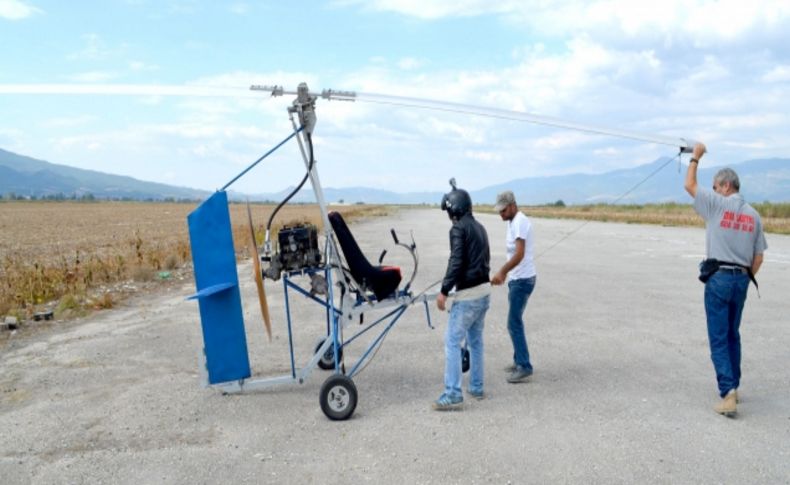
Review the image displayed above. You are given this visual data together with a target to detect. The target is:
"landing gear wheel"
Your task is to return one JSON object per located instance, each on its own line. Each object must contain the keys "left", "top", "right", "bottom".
{"left": 315, "top": 336, "right": 343, "bottom": 370}
{"left": 461, "top": 347, "right": 470, "bottom": 373}
{"left": 319, "top": 374, "right": 358, "bottom": 420}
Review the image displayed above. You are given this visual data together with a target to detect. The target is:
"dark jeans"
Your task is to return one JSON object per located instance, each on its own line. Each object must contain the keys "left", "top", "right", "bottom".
{"left": 704, "top": 271, "right": 750, "bottom": 397}
{"left": 508, "top": 276, "right": 536, "bottom": 370}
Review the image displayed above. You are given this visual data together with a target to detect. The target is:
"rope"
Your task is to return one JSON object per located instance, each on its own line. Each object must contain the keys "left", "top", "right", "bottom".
{"left": 535, "top": 152, "right": 683, "bottom": 260}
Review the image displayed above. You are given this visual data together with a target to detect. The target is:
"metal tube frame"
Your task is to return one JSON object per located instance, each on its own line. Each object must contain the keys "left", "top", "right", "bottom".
{"left": 215, "top": 85, "right": 440, "bottom": 398}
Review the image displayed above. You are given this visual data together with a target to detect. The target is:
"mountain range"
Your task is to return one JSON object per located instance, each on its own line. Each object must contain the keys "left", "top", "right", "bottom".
{"left": 1, "top": 147, "right": 788, "bottom": 204}
{"left": 0, "top": 148, "right": 210, "bottom": 201}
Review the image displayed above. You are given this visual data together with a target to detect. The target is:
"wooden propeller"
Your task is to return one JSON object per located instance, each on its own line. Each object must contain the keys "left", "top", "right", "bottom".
{"left": 246, "top": 200, "right": 272, "bottom": 341}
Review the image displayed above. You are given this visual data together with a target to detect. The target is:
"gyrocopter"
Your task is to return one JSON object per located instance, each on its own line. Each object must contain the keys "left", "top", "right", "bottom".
{"left": 187, "top": 83, "right": 442, "bottom": 421}
{"left": 184, "top": 82, "right": 699, "bottom": 421}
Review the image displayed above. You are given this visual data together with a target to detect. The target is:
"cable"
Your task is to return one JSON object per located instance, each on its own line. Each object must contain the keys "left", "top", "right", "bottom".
{"left": 265, "top": 130, "right": 315, "bottom": 232}
{"left": 535, "top": 152, "right": 683, "bottom": 260}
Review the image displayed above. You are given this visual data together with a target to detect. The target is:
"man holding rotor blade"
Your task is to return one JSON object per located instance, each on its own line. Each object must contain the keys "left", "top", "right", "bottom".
{"left": 684, "top": 142, "right": 767, "bottom": 417}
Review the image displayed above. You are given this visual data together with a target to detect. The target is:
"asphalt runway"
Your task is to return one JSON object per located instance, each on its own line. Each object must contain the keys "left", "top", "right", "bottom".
{"left": 1, "top": 208, "right": 788, "bottom": 484}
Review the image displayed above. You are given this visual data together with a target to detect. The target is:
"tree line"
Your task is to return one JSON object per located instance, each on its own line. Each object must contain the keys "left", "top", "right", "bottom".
{"left": 0, "top": 192, "right": 202, "bottom": 203}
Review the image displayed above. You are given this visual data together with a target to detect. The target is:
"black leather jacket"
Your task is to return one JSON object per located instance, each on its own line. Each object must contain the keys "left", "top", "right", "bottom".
{"left": 441, "top": 212, "right": 490, "bottom": 295}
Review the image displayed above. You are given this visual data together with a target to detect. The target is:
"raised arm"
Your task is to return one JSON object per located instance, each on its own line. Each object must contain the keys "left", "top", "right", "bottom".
{"left": 684, "top": 142, "right": 707, "bottom": 197}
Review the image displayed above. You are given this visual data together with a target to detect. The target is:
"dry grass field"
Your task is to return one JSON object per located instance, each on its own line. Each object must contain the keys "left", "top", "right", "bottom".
{"left": 3, "top": 200, "right": 787, "bottom": 323}
{"left": 0, "top": 201, "right": 388, "bottom": 320}
{"left": 480, "top": 202, "right": 790, "bottom": 234}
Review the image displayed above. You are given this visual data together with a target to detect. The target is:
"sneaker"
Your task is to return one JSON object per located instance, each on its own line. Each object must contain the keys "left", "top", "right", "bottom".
{"left": 432, "top": 393, "right": 463, "bottom": 411}
{"left": 507, "top": 367, "right": 533, "bottom": 384}
{"left": 714, "top": 389, "right": 737, "bottom": 417}
{"left": 503, "top": 363, "right": 517, "bottom": 373}
{"left": 467, "top": 389, "right": 485, "bottom": 401}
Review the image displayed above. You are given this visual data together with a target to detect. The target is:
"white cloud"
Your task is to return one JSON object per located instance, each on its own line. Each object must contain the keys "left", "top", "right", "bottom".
{"left": 0, "top": 127, "right": 25, "bottom": 149}
{"left": 167, "top": 0, "right": 199, "bottom": 15}
{"left": 686, "top": 55, "right": 730, "bottom": 83}
{"left": 42, "top": 117, "right": 310, "bottom": 192}
{"left": 129, "top": 60, "right": 159, "bottom": 72}
{"left": 710, "top": 113, "right": 786, "bottom": 130}
{"left": 593, "top": 147, "right": 622, "bottom": 157}
{"left": 762, "top": 65, "right": 790, "bottom": 83}
{"left": 42, "top": 115, "right": 98, "bottom": 128}
{"left": 463, "top": 149, "right": 502, "bottom": 162}
{"left": 533, "top": 131, "right": 596, "bottom": 150}
{"left": 0, "top": 0, "right": 42, "bottom": 19}
{"left": 722, "top": 140, "right": 769, "bottom": 149}
{"left": 229, "top": 3, "right": 248, "bottom": 14}
{"left": 191, "top": 70, "right": 319, "bottom": 91}
{"left": 420, "top": 116, "right": 487, "bottom": 143}
{"left": 333, "top": 0, "right": 511, "bottom": 19}
{"left": 0, "top": 83, "right": 263, "bottom": 97}
{"left": 339, "top": 0, "right": 790, "bottom": 43}
{"left": 67, "top": 71, "right": 119, "bottom": 83}
{"left": 398, "top": 57, "right": 424, "bottom": 70}
{"left": 67, "top": 34, "right": 109, "bottom": 61}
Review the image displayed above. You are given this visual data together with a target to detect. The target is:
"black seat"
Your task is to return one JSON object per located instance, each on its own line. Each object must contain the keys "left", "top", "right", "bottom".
{"left": 328, "top": 211, "right": 401, "bottom": 300}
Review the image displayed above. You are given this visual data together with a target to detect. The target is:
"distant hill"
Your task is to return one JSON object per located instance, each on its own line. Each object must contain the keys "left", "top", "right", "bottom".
{"left": 254, "top": 157, "right": 790, "bottom": 205}
{"left": 0, "top": 148, "right": 211, "bottom": 200}
{"left": 474, "top": 157, "right": 790, "bottom": 205}
{"left": 2, "top": 147, "right": 788, "bottom": 204}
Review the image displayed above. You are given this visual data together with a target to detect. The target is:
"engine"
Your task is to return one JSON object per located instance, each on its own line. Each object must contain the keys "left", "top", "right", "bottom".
{"left": 263, "top": 223, "right": 322, "bottom": 280}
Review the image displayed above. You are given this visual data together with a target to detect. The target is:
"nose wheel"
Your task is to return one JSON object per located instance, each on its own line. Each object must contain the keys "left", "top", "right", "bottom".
{"left": 319, "top": 374, "right": 358, "bottom": 420}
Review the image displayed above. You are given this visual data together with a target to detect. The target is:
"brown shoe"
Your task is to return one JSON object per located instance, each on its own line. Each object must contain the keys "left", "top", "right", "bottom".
{"left": 714, "top": 389, "right": 737, "bottom": 417}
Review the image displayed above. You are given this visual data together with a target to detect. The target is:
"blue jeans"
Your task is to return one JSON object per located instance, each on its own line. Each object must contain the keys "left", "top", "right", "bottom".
{"left": 508, "top": 277, "right": 536, "bottom": 371}
{"left": 704, "top": 271, "right": 750, "bottom": 398}
{"left": 444, "top": 295, "right": 490, "bottom": 399}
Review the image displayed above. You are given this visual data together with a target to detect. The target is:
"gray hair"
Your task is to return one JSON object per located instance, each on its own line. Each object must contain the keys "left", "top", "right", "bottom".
{"left": 714, "top": 168, "right": 740, "bottom": 192}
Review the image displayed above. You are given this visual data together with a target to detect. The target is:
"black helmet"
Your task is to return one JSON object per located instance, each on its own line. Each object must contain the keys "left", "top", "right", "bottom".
{"left": 441, "top": 178, "right": 472, "bottom": 219}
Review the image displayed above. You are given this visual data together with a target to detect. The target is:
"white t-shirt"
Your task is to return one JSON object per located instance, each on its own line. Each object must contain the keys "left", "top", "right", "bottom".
{"left": 506, "top": 211, "right": 536, "bottom": 280}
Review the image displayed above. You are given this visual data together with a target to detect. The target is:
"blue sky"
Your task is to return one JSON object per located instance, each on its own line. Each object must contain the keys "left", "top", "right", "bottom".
{"left": 1, "top": 0, "right": 789, "bottom": 195}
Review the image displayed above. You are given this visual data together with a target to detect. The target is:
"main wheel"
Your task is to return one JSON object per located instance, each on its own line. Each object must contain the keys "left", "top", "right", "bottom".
{"left": 315, "top": 336, "right": 343, "bottom": 370}
{"left": 319, "top": 374, "right": 358, "bottom": 420}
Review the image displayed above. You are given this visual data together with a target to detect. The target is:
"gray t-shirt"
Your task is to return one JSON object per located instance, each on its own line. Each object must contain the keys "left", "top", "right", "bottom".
{"left": 694, "top": 188, "right": 767, "bottom": 266}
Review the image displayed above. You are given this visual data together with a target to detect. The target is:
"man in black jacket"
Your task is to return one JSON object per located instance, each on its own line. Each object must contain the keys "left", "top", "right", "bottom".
{"left": 433, "top": 180, "right": 491, "bottom": 410}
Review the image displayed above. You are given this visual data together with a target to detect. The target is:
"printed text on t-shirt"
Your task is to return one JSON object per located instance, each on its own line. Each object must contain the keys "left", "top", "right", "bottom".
{"left": 720, "top": 211, "right": 754, "bottom": 233}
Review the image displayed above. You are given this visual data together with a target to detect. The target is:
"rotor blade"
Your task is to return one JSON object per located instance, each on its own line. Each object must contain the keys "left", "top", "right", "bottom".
{"left": 0, "top": 83, "right": 260, "bottom": 98}
{"left": 247, "top": 200, "right": 272, "bottom": 341}
{"left": 353, "top": 92, "right": 696, "bottom": 151}
{"left": 251, "top": 84, "right": 696, "bottom": 152}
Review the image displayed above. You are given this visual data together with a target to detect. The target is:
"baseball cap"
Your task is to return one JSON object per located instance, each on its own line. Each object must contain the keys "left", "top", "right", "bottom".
{"left": 494, "top": 190, "right": 516, "bottom": 212}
